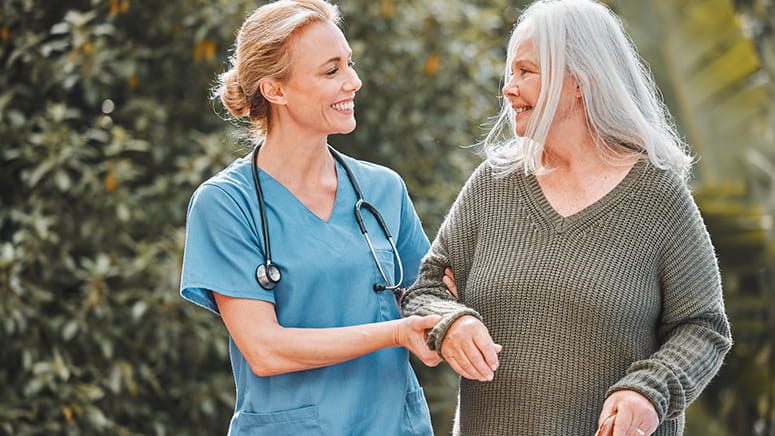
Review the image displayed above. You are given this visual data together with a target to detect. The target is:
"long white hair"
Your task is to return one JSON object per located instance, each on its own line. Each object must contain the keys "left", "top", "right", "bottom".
{"left": 482, "top": 0, "right": 693, "bottom": 178}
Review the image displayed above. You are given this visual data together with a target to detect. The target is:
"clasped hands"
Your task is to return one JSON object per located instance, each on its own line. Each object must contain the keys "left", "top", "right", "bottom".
{"left": 396, "top": 269, "right": 502, "bottom": 377}
{"left": 396, "top": 313, "right": 502, "bottom": 380}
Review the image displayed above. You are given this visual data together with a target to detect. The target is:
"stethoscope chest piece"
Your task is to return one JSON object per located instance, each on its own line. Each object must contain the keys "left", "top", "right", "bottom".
{"left": 256, "top": 262, "right": 281, "bottom": 290}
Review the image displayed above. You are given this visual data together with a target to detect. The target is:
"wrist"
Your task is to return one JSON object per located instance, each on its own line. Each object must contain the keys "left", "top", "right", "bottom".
{"left": 427, "top": 309, "right": 482, "bottom": 352}
{"left": 390, "top": 318, "right": 403, "bottom": 348}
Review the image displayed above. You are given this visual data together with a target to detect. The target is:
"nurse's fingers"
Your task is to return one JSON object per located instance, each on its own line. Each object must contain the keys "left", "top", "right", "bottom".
{"left": 397, "top": 315, "right": 443, "bottom": 367}
{"left": 412, "top": 315, "right": 443, "bottom": 366}
{"left": 413, "top": 347, "right": 442, "bottom": 367}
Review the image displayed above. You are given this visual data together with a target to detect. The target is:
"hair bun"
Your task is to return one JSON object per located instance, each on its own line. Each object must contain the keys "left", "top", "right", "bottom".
{"left": 219, "top": 69, "right": 250, "bottom": 118}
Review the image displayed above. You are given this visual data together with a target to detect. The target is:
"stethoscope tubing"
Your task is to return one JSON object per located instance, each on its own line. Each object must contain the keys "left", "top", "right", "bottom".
{"left": 251, "top": 143, "right": 404, "bottom": 292}
{"left": 251, "top": 146, "right": 274, "bottom": 266}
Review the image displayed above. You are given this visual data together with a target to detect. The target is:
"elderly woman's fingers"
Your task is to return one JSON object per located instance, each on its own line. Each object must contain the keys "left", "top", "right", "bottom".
{"left": 442, "top": 268, "right": 458, "bottom": 299}
{"left": 441, "top": 315, "right": 501, "bottom": 381}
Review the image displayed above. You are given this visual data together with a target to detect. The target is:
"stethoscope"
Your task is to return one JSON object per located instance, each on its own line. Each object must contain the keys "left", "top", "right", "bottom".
{"left": 250, "top": 144, "right": 404, "bottom": 294}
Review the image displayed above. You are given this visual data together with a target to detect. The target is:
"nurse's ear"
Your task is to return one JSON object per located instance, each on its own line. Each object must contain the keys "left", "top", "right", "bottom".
{"left": 259, "top": 78, "right": 287, "bottom": 105}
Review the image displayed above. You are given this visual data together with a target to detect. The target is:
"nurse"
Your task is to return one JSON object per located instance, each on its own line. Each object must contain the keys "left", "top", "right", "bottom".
{"left": 179, "top": 0, "right": 443, "bottom": 434}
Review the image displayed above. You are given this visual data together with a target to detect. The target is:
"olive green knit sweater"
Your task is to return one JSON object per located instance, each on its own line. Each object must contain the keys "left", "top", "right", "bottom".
{"left": 401, "top": 159, "right": 732, "bottom": 436}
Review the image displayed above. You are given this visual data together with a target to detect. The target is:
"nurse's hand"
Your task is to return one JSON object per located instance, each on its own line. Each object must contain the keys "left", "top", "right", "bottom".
{"left": 441, "top": 315, "right": 502, "bottom": 382}
{"left": 396, "top": 315, "right": 444, "bottom": 367}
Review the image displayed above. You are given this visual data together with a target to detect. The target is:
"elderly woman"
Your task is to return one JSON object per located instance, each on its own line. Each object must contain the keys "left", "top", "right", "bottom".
{"left": 401, "top": 1, "right": 732, "bottom": 435}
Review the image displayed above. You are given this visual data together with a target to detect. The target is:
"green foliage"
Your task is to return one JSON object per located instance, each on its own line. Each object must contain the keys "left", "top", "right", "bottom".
{"left": 735, "top": 0, "right": 775, "bottom": 133}
{"left": 635, "top": 0, "right": 772, "bottom": 182}
{"left": 1, "top": 0, "right": 247, "bottom": 433}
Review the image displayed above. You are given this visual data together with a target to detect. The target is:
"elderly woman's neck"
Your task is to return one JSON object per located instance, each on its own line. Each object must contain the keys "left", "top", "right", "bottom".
{"left": 541, "top": 129, "right": 601, "bottom": 172}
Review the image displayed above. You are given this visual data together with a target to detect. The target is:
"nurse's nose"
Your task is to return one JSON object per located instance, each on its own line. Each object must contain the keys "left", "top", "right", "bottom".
{"left": 345, "top": 67, "right": 362, "bottom": 93}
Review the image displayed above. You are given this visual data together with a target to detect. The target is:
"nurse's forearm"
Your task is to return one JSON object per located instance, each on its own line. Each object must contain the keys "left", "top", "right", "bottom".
{"left": 253, "top": 320, "right": 406, "bottom": 376}
{"left": 214, "top": 292, "right": 439, "bottom": 377}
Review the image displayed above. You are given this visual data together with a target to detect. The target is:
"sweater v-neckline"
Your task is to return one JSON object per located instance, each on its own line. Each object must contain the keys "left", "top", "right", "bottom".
{"left": 524, "top": 158, "right": 647, "bottom": 234}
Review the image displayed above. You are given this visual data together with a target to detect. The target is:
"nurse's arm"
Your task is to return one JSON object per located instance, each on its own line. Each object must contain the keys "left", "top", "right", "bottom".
{"left": 213, "top": 292, "right": 443, "bottom": 376}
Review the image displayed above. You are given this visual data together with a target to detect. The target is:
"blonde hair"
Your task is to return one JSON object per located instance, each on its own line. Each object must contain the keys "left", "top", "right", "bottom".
{"left": 482, "top": 0, "right": 693, "bottom": 179}
{"left": 215, "top": 0, "right": 341, "bottom": 140}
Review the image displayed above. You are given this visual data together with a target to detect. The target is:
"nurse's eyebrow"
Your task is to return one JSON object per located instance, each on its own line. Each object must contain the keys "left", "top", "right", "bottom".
{"left": 320, "top": 52, "right": 353, "bottom": 67}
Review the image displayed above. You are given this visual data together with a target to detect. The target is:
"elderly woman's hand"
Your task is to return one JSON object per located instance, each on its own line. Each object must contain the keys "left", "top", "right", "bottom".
{"left": 596, "top": 390, "right": 659, "bottom": 436}
{"left": 441, "top": 315, "right": 502, "bottom": 382}
{"left": 442, "top": 268, "right": 459, "bottom": 299}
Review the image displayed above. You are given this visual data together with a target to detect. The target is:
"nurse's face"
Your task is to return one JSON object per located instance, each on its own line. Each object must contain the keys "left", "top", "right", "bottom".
{"left": 276, "top": 20, "right": 362, "bottom": 137}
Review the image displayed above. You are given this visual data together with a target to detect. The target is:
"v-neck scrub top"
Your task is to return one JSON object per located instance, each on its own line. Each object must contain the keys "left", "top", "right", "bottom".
{"left": 180, "top": 152, "right": 432, "bottom": 435}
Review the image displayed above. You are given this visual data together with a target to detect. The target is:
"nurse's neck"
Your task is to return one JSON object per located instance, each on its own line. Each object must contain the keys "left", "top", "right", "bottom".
{"left": 256, "top": 132, "right": 337, "bottom": 191}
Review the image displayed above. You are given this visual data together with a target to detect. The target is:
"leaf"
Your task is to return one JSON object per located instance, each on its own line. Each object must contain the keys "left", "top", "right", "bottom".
{"left": 62, "top": 320, "right": 79, "bottom": 341}
{"left": 50, "top": 22, "right": 70, "bottom": 35}
{"left": 131, "top": 301, "right": 147, "bottom": 320}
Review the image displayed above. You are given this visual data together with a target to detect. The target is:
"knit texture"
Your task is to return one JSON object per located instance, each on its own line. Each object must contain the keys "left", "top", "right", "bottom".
{"left": 401, "top": 159, "right": 732, "bottom": 436}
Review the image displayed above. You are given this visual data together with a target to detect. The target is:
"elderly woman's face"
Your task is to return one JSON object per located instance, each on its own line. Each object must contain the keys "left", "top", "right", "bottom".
{"left": 502, "top": 37, "right": 582, "bottom": 139}
{"left": 502, "top": 39, "right": 541, "bottom": 137}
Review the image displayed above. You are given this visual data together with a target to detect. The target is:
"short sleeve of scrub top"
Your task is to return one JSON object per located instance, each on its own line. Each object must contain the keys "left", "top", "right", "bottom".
{"left": 179, "top": 153, "right": 433, "bottom": 436}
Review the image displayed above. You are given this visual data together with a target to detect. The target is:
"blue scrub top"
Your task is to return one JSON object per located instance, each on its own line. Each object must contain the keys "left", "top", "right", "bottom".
{"left": 180, "top": 151, "right": 432, "bottom": 435}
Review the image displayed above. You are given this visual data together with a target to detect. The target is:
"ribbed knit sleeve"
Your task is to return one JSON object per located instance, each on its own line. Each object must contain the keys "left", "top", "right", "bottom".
{"left": 607, "top": 174, "right": 732, "bottom": 421}
{"left": 400, "top": 164, "right": 488, "bottom": 353}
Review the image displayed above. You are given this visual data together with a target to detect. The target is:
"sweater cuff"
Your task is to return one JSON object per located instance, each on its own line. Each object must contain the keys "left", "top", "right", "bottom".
{"left": 607, "top": 363, "right": 684, "bottom": 422}
{"left": 426, "top": 309, "right": 483, "bottom": 355}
